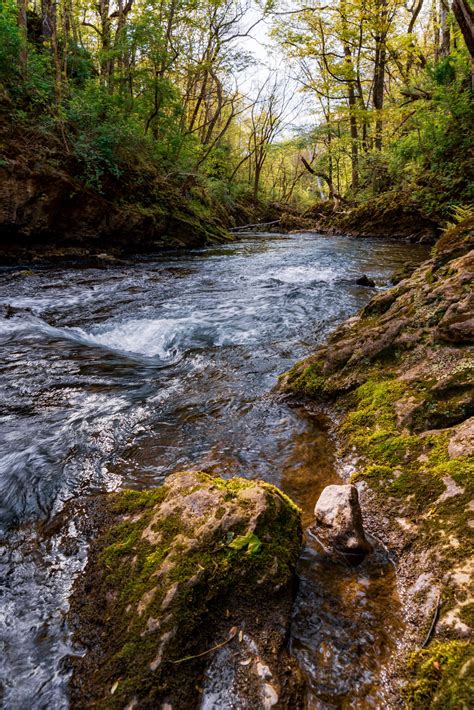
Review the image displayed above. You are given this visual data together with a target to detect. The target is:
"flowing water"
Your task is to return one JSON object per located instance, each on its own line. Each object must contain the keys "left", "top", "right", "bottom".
{"left": 0, "top": 233, "right": 428, "bottom": 709}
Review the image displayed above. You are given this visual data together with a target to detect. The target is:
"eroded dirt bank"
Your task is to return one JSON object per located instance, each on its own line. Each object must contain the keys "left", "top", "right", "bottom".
{"left": 280, "top": 215, "right": 474, "bottom": 706}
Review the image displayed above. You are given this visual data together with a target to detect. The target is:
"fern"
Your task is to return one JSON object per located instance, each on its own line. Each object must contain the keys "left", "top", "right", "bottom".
{"left": 444, "top": 205, "right": 474, "bottom": 231}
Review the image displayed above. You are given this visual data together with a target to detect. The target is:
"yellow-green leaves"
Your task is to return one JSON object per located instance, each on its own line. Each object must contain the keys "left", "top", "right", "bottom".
{"left": 228, "top": 531, "right": 262, "bottom": 555}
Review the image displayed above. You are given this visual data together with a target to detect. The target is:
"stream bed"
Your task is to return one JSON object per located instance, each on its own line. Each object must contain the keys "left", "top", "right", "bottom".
{"left": 0, "top": 233, "right": 428, "bottom": 708}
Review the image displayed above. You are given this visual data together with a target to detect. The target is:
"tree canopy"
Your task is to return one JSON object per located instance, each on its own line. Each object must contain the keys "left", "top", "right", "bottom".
{"left": 1, "top": 0, "right": 473, "bottom": 217}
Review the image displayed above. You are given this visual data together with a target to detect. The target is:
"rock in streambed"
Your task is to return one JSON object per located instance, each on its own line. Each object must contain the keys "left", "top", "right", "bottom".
{"left": 69, "top": 471, "right": 303, "bottom": 709}
{"left": 355, "top": 274, "right": 376, "bottom": 287}
{"left": 313, "top": 484, "right": 372, "bottom": 564}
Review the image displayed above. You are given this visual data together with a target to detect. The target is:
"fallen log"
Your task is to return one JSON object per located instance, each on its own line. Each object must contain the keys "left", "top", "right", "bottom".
{"left": 229, "top": 219, "right": 280, "bottom": 232}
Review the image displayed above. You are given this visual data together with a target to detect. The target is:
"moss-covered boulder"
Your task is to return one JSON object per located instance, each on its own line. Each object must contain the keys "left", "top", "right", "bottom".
{"left": 69, "top": 471, "right": 303, "bottom": 709}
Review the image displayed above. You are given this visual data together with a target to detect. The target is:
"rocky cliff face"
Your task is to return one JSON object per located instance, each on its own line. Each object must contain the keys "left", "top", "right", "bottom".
{"left": 280, "top": 215, "right": 474, "bottom": 706}
{"left": 0, "top": 128, "right": 230, "bottom": 263}
{"left": 69, "top": 472, "right": 303, "bottom": 709}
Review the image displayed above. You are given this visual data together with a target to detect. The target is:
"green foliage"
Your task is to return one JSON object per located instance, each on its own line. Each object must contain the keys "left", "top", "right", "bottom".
{"left": 228, "top": 531, "right": 262, "bottom": 555}
{"left": 66, "top": 84, "right": 153, "bottom": 188}
{"left": 64, "top": 41, "right": 94, "bottom": 87}
{"left": 22, "top": 50, "right": 56, "bottom": 108}
{"left": 445, "top": 204, "right": 474, "bottom": 230}
{"left": 430, "top": 57, "right": 456, "bottom": 86}
{"left": 0, "top": 0, "right": 20, "bottom": 85}
{"left": 387, "top": 52, "right": 474, "bottom": 217}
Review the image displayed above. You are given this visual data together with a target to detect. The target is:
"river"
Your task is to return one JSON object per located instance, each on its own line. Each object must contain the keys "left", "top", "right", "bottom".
{"left": 0, "top": 233, "right": 428, "bottom": 708}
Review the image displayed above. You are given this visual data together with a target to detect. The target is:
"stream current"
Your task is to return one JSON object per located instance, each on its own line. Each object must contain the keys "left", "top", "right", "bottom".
{"left": 0, "top": 233, "right": 428, "bottom": 709}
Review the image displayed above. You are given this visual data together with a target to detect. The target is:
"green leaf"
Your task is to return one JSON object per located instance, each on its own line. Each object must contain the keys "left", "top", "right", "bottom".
{"left": 228, "top": 531, "right": 262, "bottom": 555}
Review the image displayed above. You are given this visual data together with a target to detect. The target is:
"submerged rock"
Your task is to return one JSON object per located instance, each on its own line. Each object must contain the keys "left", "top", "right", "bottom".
{"left": 313, "top": 484, "right": 372, "bottom": 564}
{"left": 355, "top": 274, "right": 376, "bottom": 287}
{"left": 69, "top": 471, "right": 303, "bottom": 709}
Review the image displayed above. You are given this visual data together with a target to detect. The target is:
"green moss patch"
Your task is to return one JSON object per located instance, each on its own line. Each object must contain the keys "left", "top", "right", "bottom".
{"left": 280, "top": 360, "right": 326, "bottom": 397}
{"left": 404, "top": 641, "right": 474, "bottom": 709}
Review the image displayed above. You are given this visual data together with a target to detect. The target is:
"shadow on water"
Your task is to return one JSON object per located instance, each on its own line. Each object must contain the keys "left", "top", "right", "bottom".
{"left": 280, "top": 409, "right": 403, "bottom": 709}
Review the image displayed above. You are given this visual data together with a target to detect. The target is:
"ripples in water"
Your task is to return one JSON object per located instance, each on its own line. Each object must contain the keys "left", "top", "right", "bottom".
{"left": 0, "top": 233, "right": 428, "bottom": 707}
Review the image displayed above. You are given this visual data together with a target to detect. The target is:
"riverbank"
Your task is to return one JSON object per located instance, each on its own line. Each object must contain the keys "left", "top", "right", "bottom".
{"left": 0, "top": 120, "right": 234, "bottom": 265}
{"left": 280, "top": 214, "right": 474, "bottom": 705}
{"left": 304, "top": 193, "right": 441, "bottom": 244}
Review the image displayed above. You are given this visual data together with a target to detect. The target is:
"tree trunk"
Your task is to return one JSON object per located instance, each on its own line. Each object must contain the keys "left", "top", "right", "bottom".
{"left": 373, "top": 43, "right": 386, "bottom": 150}
{"left": 17, "top": 0, "right": 28, "bottom": 77}
{"left": 452, "top": 0, "right": 474, "bottom": 89}
{"left": 373, "top": 0, "right": 388, "bottom": 151}
{"left": 440, "top": 0, "right": 451, "bottom": 56}
{"left": 41, "top": 0, "right": 62, "bottom": 107}
{"left": 348, "top": 84, "right": 359, "bottom": 189}
{"left": 98, "top": 0, "right": 112, "bottom": 87}
{"left": 301, "top": 157, "right": 342, "bottom": 207}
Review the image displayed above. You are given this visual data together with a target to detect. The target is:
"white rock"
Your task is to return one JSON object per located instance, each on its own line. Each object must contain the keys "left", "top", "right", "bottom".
{"left": 313, "top": 484, "right": 372, "bottom": 564}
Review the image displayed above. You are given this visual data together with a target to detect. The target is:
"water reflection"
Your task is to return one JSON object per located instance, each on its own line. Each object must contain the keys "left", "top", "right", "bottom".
{"left": 279, "top": 410, "right": 401, "bottom": 708}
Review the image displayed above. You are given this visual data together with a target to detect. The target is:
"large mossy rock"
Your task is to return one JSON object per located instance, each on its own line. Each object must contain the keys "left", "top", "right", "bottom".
{"left": 69, "top": 471, "right": 303, "bottom": 709}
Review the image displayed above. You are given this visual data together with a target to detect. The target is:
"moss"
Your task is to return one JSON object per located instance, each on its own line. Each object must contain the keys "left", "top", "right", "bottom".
{"left": 358, "top": 431, "right": 422, "bottom": 466}
{"left": 109, "top": 486, "right": 167, "bottom": 514}
{"left": 70, "top": 473, "right": 302, "bottom": 708}
{"left": 412, "top": 392, "right": 474, "bottom": 432}
{"left": 281, "top": 361, "right": 326, "bottom": 397}
{"left": 341, "top": 378, "right": 423, "bottom": 470}
{"left": 203, "top": 474, "right": 254, "bottom": 494}
{"left": 342, "top": 377, "right": 405, "bottom": 436}
{"left": 459, "top": 603, "right": 474, "bottom": 628}
{"left": 389, "top": 470, "right": 446, "bottom": 509}
{"left": 430, "top": 457, "right": 474, "bottom": 487}
{"left": 404, "top": 640, "right": 474, "bottom": 709}
{"left": 351, "top": 464, "right": 394, "bottom": 485}
{"left": 340, "top": 376, "right": 474, "bottom": 530}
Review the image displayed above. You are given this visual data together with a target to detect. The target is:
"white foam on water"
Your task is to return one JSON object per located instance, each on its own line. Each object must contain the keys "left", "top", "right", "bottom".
{"left": 1, "top": 310, "right": 261, "bottom": 360}
{"left": 70, "top": 313, "right": 261, "bottom": 358}
{"left": 72, "top": 317, "right": 190, "bottom": 358}
{"left": 265, "top": 266, "right": 338, "bottom": 284}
